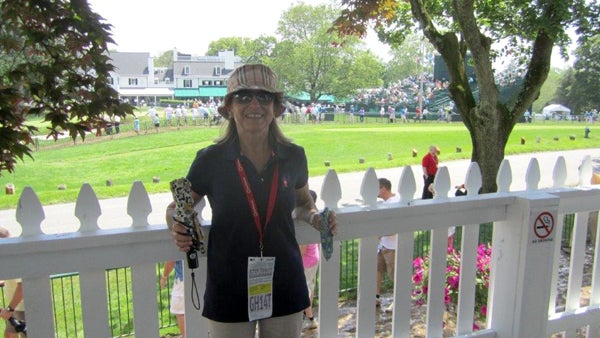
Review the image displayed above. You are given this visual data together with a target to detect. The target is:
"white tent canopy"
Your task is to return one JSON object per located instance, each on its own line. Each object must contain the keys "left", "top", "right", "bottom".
{"left": 542, "top": 104, "right": 571, "bottom": 116}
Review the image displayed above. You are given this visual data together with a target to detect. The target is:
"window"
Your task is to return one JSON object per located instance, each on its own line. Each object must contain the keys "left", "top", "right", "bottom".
{"left": 202, "top": 80, "right": 213, "bottom": 86}
{"left": 128, "top": 78, "right": 138, "bottom": 86}
{"left": 214, "top": 66, "right": 221, "bottom": 76}
{"left": 214, "top": 80, "right": 223, "bottom": 86}
{"left": 183, "top": 66, "right": 190, "bottom": 75}
{"left": 108, "top": 77, "right": 114, "bottom": 85}
{"left": 183, "top": 79, "right": 193, "bottom": 88}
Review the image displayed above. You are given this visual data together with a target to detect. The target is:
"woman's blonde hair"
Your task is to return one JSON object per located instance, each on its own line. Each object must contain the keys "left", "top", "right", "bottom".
{"left": 215, "top": 118, "right": 292, "bottom": 146}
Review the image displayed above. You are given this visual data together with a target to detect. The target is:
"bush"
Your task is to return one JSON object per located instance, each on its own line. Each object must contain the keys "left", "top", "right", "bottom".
{"left": 412, "top": 243, "right": 492, "bottom": 329}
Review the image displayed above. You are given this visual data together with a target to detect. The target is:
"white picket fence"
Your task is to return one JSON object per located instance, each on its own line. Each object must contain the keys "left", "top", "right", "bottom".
{"left": 1, "top": 155, "right": 600, "bottom": 338}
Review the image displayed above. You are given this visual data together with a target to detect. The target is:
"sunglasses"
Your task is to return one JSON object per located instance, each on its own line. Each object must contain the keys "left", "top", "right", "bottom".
{"left": 233, "top": 90, "right": 275, "bottom": 105}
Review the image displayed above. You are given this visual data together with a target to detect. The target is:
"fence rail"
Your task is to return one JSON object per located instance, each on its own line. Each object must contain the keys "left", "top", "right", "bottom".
{"left": 1, "top": 154, "right": 599, "bottom": 337}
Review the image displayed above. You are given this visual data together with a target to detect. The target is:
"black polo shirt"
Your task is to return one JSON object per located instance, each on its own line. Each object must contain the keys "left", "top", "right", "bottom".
{"left": 187, "top": 139, "right": 310, "bottom": 322}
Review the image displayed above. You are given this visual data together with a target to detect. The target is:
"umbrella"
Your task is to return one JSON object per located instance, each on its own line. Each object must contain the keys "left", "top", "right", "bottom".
{"left": 319, "top": 208, "right": 334, "bottom": 261}
{"left": 169, "top": 178, "right": 206, "bottom": 269}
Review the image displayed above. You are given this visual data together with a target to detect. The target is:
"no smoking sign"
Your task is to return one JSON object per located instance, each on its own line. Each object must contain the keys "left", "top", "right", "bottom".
{"left": 533, "top": 211, "right": 554, "bottom": 243}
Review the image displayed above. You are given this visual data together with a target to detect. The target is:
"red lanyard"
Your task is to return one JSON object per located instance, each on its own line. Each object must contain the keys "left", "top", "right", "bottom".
{"left": 235, "top": 158, "right": 279, "bottom": 256}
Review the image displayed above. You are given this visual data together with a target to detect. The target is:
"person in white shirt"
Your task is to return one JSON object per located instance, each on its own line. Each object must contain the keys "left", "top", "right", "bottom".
{"left": 165, "top": 104, "right": 174, "bottom": 126}
{"left": 376, "top": 178, "right": 400, "bottom": 309}
{"left": 175, "top": 105, "right": 182, "bottom": 127}
{"left": 181, "top": 105, "right": 188, "bottom": 126}
{"left": 146, "top": 106, "right": 160, "bottom": 132}
{"left": 113, "top": 115, "right": 121, "bottom": 134}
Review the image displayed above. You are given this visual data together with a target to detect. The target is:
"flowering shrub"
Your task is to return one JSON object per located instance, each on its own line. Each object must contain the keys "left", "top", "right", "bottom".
{"left": 412, "top": 243, "right": 492, "bottom": 326}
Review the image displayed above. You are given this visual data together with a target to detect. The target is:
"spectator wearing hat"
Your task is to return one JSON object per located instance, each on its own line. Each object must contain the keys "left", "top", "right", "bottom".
{"left": 422, "top": 145, "right": 439, "bottom": 199}
{"left": 166, "top": 64, "right": 337, "bottom": 338}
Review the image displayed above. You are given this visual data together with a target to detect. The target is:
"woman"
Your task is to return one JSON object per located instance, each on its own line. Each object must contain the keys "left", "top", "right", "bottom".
{"left": 166, "top": 64, "right": 337, "bottom": 338}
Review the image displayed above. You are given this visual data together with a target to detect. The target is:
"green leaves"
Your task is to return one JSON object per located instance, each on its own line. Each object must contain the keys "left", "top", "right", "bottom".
{"left": 0, "top": 0, "right": 134, "bottom": 175}
{"left": 555, "top": 34, "right": 600, "bottom": 113}
{"left": 269, "top": 3, "right": 384, "bottom": 102}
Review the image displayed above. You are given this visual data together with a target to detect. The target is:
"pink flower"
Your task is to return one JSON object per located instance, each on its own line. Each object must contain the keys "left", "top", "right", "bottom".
{"left": 413, "top": 272, "right": 423, "bottom": 284}
{"left": 444, "top": 288, "right": 451, "bottom": 304}
{"left": 477, "top": 244, "right": 487, "bottom": 256}
{"left": 448, "top": 275, "right": 459, "bottom": 289}
{"left": 412, "top": 242, "right": 492, "bottom": 327}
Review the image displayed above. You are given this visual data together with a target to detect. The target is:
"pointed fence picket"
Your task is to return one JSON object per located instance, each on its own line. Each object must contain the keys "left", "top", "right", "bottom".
{"left": 0, "top": 154, "right": 599, "bottom": 337}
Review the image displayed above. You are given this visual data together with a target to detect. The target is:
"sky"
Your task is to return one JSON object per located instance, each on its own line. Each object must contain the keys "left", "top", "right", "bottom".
{"left": 87, "top": 0, "right": 392, "bottom": 60}
{"left": 88, "top": 0, "right": 572, "bottom": 68}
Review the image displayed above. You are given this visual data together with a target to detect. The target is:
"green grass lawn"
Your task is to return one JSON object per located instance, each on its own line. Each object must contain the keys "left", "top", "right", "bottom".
{"left": 0, "top": 118, "right": 598, "bottom": 209}
{"left": 1, "top": 118, "right": 593, "bottom": 337}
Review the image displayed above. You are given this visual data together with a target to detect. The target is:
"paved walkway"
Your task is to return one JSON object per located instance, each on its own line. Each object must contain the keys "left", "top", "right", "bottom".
{"left": 1, "top": 148, "right": 599, "bottom": 235}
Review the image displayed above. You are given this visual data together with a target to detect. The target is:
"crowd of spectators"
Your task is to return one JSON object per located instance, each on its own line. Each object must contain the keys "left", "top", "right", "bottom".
{"left": 347, "top": 66, "right": 529, "bottom": 115}
{"left": 349, "top": 73, "right": 449, "bottom": 112}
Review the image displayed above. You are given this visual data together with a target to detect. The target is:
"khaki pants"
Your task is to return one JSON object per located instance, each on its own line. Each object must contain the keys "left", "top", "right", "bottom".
{"left": 378, "top": 248, "right": 396, "bottom": 280}
{"left": 207, "top": 311, "right": 303, "bottom": 338}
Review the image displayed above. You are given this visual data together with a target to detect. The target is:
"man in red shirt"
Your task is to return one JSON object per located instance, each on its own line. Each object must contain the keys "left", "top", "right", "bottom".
{"left": 421, "top": 145, "right": 439, "bottom": 199}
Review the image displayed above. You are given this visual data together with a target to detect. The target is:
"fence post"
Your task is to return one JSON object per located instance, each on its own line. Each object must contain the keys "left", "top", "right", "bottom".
{"left": 488, "top": 192, "right": 559, "bottom": 337}
{"left": 317, "top": 169, "right": 342, "bottom": 337}
{"left": 22, "top": 277, "right": 55, "bottom": 337}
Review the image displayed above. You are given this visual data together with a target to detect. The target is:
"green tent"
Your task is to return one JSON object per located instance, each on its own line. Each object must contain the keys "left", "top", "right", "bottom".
{"left": 174, "top": 88, "right": 200, "bottom": 98}
{"left": 286, "top": 92, "right": 338, "bottom": 103}
{"left": 198, "top": 87, "right": 227, "bottom": 98}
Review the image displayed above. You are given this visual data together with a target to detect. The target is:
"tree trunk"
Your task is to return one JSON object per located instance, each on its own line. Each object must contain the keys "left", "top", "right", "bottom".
{"left": 468, "top": 107, "right": 509, "bottom": 193}
{"left": 410, "top": 0, "right": 556, "bottom": 193}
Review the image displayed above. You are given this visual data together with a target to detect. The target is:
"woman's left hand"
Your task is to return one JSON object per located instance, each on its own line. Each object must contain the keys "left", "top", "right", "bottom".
{"left": 312, "top": 210, "right": 338, "bottom": 236}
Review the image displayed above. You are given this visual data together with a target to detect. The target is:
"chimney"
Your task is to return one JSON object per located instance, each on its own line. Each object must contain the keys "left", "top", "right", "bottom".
{"left": 218, "top": 50, "right": 235, "bottom": 69}
{"left": 148, "top": 56, "right": 155, "bottom": 85}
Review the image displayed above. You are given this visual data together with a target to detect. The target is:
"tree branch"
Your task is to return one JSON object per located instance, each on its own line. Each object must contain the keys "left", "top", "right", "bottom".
{"left": 409, "top": 0, "right": 475, "bottom": 123}
{"left": 512, "top": 35, "right": 554, "bottom": 124}
{"left": 453, "top": 0, "right": 497, "bottom": 111}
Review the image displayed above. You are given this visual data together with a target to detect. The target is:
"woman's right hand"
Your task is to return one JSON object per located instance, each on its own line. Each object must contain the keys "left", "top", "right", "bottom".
{"left": 170, "top": 222, "right": 193, "bottom": 252}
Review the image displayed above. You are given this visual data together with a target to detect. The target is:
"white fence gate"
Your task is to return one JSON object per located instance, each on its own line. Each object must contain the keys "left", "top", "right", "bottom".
{"left": 1, "top": 154, "right": 599, "bottom": 337}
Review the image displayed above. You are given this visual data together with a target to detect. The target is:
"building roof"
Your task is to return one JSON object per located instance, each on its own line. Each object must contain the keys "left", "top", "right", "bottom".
{"left": 109, "top": 52, "right": 150, "bottom": 75}
{"left": 153, "top": 67, "right": 174, "bottom": 82}
{"left": 173, "top": 61, "right": 242, "bottom": 78}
